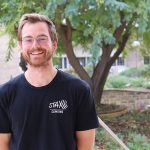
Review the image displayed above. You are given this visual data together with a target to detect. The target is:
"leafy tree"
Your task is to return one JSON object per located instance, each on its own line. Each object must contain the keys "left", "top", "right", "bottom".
{"left": 1, "top": 0, "right": 150, "bottom": 105}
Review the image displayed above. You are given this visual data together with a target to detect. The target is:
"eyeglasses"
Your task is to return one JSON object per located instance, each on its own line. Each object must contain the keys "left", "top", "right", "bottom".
{"left": 22, "top": 35, "right": 49, "bottom": 46}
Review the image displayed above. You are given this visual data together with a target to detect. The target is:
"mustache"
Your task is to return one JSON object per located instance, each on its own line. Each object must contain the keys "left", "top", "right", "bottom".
{"left": 27, "top": 47, "right": 47, "bottom": 53}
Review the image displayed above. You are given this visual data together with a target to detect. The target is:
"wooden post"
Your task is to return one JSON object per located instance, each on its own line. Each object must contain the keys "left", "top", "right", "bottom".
{"left": 98, "top": 117, "right": 130, "bottom": 150}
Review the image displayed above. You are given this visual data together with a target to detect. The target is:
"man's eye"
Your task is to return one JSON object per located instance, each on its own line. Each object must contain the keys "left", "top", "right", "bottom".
{"left": 25, "top": 39, "right": 32, "bottom": 42}
{"left": 39, "top": 38, "right": 47, "bottom": 41}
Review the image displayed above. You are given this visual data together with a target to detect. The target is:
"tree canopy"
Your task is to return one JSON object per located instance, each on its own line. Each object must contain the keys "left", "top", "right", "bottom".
{"left": 1, "top": 0, "right": 150, "bottom": 105}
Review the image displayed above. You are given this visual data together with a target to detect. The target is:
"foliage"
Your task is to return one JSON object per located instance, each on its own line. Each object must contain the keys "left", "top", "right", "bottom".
{"left": 96, "top": 128, "right": 150, "bottom": 150}
{"left": 120, "top": 67, "right": 145, "bottom": 77}
{"left": 107, "top": 75, "right": 129, "bottom": 88}
{"left": 143, "top": 82, "right": 150, "bottom": 89}
{"left": 121, "top": 65, "right": 150, "bottom": 78}
{"left": 130, "top": 77, "right": 145, "bottom": 87}
{"left": 0, "top": 0, "right": 47, "bottom": 59}
{"left": 127, "top": 132, "right": 150, "bottom": 150}
{"left": 96, "top": 110, "right": 150, "bottom": 149}
{"left": 141, "top": 65, "right": 150, "bottom": 78}
{"left": 96, "top": 128, "right": 123, "bottom": 150}
{"left": 106, "top": 65, "right": 150, "bottom": 89}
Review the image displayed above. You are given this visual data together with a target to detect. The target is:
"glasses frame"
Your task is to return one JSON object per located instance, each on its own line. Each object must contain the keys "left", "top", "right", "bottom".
{"left": 21, "top": 35, "right": 49, "bottom": 46}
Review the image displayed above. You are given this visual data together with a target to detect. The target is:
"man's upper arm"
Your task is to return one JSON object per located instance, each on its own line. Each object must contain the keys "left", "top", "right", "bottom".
{"left": 76, "top": 129, "right": 96, "bottom": 150}
{"left": 0, "top": 133, "right": 11, "bottom": 150}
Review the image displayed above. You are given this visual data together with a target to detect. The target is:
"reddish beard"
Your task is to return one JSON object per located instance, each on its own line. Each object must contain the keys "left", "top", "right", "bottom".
{"left": 21, "top": 47, "right": 53, "bottom": 67}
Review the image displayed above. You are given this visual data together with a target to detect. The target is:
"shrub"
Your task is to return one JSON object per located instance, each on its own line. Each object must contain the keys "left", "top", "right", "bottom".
{"left": 107, "top": 75, "right": 129, "bottom": 88}
{"left": 130, "top": 77, "right": 145, "bottom": 87}
{"left": 121, "top": 65, "right": 150, "bottom": 79}
{"left": 96, "top": 128, "right": 123, "bottom": 150}
{"left": 143, "top": 82, "right": 150, "bottom": 89}
{"left": 141, "top": 65, "right": 150, "bottom": 78}
{"left": 127, "top": 132, "right": 150, "bottom": 150}
{"left": 96, "top": 129, "right": 150, "bottom": 150}
{"left": 120, "top": 67, "right": 144, "bottom": 77}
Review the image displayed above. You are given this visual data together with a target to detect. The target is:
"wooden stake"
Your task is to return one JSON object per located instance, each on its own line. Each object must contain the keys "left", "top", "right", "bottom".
{"left": 98, "top": 117, "right": 130, "bottom": 150}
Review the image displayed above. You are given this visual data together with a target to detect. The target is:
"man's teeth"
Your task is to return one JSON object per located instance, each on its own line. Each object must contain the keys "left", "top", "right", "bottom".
{"left": 31, "top": 51, "right": 43, "bottom": 55}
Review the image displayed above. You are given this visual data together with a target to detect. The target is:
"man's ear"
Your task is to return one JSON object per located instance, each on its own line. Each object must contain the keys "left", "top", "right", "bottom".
{"left": 18, "top": 41, "right": 22, "bottom": 49}
{"left": 53, "top": 41, "right": 58, "bottom": 50}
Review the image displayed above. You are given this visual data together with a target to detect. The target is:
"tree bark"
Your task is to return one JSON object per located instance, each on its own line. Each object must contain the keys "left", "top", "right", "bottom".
{"left": 56, "top": 21, "right": 92, "bottom": 87}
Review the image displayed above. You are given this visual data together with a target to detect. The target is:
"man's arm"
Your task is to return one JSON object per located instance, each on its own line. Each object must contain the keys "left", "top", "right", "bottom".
{"left": 76, "top": 129, "right": 96, "bottom": 150}
{"left": 0, "top": 133, "right": 11, "bottom": 150}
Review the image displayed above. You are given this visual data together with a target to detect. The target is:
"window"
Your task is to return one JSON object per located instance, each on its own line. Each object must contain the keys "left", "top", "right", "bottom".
{"left": 64, "top": 57, "right": 67, "bottom": 68}
{"left": 144, "top": 56, "right": 150, "bottom": 64}
{"left": 117, "top": 57, "right": 124, "bottom": 66}
{"left": 78, "top": 57, "right": 86, "bottom": 66}
{"left": 112, "top": 57, "right": 124, "bottom": 66}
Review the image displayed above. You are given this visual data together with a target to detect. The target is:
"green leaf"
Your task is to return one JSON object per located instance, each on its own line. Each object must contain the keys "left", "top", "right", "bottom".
{"left": 64, "top": 3, "right": 79, "bottom": 17}
{"left": 45, "top": 0, "right": 57, "bottom": 19}
{"left": 105, "top": 0, "right": 128, "bottom": 11}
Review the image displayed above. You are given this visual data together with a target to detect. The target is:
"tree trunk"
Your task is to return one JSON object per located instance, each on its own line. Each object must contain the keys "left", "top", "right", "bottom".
{"left": 56, "top": 22, "right": 92, "bottom": 87}
{"left": 91, "top": 47, "right": 113, "bottom": 105}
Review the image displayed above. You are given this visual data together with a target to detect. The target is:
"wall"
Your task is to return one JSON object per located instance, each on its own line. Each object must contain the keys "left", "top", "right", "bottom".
{"left": 101, "top": 89, "right": 150, "bottom": 110}
{"left": 0, "top": 35, "right": 22, "bottom": 84}
{"left": 125, "top": 49, "right": 143, "bottom": 68}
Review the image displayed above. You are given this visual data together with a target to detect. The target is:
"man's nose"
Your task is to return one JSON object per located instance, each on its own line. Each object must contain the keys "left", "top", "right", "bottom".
{"left": 31, "top": 39, "right": 40, "bottom": 48}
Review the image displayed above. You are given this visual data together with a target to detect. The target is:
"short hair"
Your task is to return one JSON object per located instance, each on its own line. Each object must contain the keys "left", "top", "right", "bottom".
{"left": 18, "top": 13, "right": 58, "bottom": 43}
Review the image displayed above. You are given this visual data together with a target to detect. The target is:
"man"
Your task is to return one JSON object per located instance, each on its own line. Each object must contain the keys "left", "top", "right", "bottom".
{"left": 0, "top": 13, "right": 99, "bottom": 150}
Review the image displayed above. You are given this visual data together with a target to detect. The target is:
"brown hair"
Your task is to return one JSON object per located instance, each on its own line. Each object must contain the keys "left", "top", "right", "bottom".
{"left": 18, "top": 13, "right": 58, "bottom": 43}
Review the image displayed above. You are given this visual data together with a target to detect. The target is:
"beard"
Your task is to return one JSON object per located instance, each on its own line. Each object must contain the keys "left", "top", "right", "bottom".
{"left": 21, "top": 47, "right": 54, "bottom": 67}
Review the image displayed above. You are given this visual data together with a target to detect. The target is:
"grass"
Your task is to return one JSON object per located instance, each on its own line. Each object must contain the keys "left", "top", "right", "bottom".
{"left": 96, "top": 110, "right": 150, "bottom": 149}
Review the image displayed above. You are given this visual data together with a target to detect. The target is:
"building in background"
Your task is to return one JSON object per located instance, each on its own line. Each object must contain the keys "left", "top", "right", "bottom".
{"left": 55, "top": 45, "right": 92, "bottom": 70}
{"left": 56, "top": 47, "right": 150, "bottom": 75}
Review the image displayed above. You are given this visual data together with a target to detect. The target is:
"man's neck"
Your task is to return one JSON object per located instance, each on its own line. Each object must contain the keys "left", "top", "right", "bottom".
{"left": 25, "top": 64, "right": 57, "bottom": 87}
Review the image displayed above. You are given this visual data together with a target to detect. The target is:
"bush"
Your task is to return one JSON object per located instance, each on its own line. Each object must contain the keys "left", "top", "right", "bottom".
{"left": 96, "top": 129, "right": 150, "bottom": 150}
{"left": 106, "top": 65, "right": 150, "bottom": 89}
{"left": 141, "top": 65, "right": 150, "bottom": 78}
{"left": 96, "top": 128, "right": 123, "bottom": 150}
{"left": 120, "top": 67, "right": 144, "bottom": 77}
{"left": 107, "top": 75, "right": 129, "bottom": 88}
{"left": 143, "top": 82, "right": 150, "bottom": 89}
{"left": 127, "top": 132, "right": 150, "bottom": 150}
{"left": 130, "top": 77, "right": 145, "bottom": 87}
{"left": 121, "top": 65, "right": 150, "bottom": 79}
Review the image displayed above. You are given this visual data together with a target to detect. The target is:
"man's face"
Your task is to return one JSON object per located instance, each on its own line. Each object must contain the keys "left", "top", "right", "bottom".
{"left": 20, "top": 22, "right": 57, "bottom": 67}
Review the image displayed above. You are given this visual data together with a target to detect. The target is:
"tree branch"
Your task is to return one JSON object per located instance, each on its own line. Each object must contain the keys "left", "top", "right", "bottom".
{"left": 56, "top": 22, "right": 92, "bottom": 86}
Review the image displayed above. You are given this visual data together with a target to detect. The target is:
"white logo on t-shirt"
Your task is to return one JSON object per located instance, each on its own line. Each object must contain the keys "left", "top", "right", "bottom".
{"left": 49, "top": 100, "right": 68, "bottom": 113}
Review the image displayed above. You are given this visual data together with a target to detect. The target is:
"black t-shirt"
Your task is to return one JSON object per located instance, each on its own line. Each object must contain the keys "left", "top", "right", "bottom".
{"left": 0, "top": 70, "right": 99, "bottom": 150}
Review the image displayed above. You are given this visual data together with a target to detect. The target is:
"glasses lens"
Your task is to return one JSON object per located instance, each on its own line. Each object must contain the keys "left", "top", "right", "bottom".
{"left": 22, "top": 36, "right": 48, "bottom": 46}
{"left": 37, "top": 36, "right": 48, "bottom": 45}
{"left": 22, "top": 38, "right": 33, "bottom": 46}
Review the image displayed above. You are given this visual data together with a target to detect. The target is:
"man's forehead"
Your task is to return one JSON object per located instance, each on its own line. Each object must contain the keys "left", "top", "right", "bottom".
{"left": 21, "top": 22, "right": 49, "bottom": 37}
{"left": 22, "top": 21, "right": 48, "bottom": 29}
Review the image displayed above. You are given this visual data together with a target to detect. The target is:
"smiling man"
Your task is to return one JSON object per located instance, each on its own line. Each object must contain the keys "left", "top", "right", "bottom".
{"left": 0, "top": 13, "right": 99, "bottom": 150}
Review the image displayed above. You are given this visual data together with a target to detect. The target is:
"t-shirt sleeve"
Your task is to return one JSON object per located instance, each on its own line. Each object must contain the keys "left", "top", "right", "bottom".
{"left": 0, "top": 106, "right": 11, "bottom": 133}
{"left": 75, "top": 82, "right": 99, "bottom": 131}
{"left": 0, "top": 85, "right": 12, "bottom": 133}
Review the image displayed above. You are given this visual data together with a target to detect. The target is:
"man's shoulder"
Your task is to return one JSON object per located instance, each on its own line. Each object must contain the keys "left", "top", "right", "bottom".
{"left": 0, "top": 74, "right": 23, "bottom": 93}
{"left": 58, "top": 70, "right": 90, "bottom": 90}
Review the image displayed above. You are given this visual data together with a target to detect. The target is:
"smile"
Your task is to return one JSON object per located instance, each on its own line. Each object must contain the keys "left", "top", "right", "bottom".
{"left": 31, "top": 51, "right": 44, "bottom": 55}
